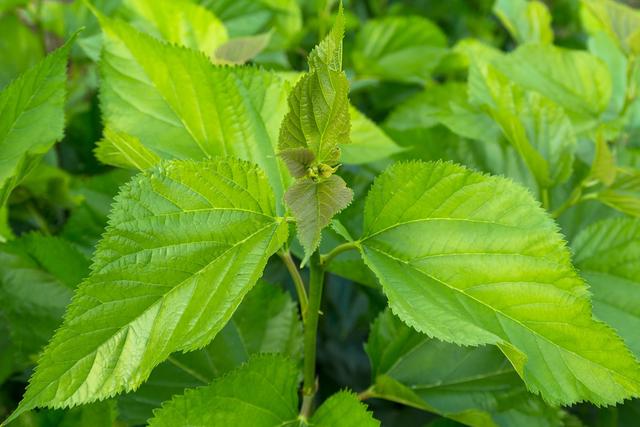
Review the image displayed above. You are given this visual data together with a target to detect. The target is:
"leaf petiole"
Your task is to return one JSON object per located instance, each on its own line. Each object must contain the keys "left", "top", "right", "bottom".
{"left": 279, "top": 250, "right": 309, "bottom": 322}
{"left": 320, "top": 241, "right": 361, "bottom": 268}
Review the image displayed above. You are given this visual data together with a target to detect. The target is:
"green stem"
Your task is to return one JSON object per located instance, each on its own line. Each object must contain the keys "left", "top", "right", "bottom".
{"left": 551, "top": 186, "right": 583, "bottom": 219}
{"left": 279, "top": 251, "right": 308, "bottom": 321}
{"left": 320, "top": 241, "right": 360, "bottom": 268}
{"left": 540, "top": 187, "right": 550, "bottom": 211}
{"left": 26, "top": 202, "right": 51, "bottom": 235}
{"left": 357, "top": 386, "right": 376, "bottom": 401}
{"left": 301, "top": 251, "right": 324, "bottom": 417}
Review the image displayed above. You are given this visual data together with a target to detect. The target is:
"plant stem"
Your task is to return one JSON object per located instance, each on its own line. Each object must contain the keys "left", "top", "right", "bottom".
{"left": 551, "top": 186, "right": 583, "bottom": 219}
{"left": 301, "top": 251, "right": 324, "bottom": 417}
{"left": 320, "top": 241, "right": 360, "bottom": 268}
{"left": 357, "top": 386, "right": 376, "bottom": 401}
{"left": 26, "top": 202, "right": 51, "bottom": 235}
{"left": 540, "top": 187, "right": 550, "bottom": 211}
{"left": 279, "top": 251, "right": 308, "bottom": 321}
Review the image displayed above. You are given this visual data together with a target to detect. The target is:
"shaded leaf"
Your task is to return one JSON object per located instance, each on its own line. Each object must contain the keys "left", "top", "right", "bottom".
{"left": 573, "top": 218, "right": 640, "bottom": 357}
{"left": 0, "top": 235, "right": 88, "bottom": 369}
{"left": 148, "top": 354, "right": 378, "bottom": 426}
{"left": 365, "top": 309, "right": 564, "bottom": 427}
{"left": 118, "top": 281, "right": 302, "bottom": 424}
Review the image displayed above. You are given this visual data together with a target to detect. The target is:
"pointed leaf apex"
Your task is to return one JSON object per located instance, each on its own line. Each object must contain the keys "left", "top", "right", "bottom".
{"left": 309, "top": 3, "right": 345, "bottom": 72}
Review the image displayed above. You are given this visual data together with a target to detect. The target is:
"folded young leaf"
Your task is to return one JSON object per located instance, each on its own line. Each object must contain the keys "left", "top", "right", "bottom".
{"left": 122, "top": 0, "right": 228, "bottom": 59}
{"left": 573, "top": 218, "right": 640, "bottom": 357}
{"left": 94, "top": 126, "right": 161, "bottom": 171}
{"left": 148, "top": 354, "right": 378, "bottom": 426}
{"left": 98, "top": 15, "right": 288, "bottom": 212}
{"left": 358, "top": 161, "right": 640, "bottom": 405}
{"left": 118, "top": 281, "right": 302, "bottom": 424}
{"left": 0, "top": 33, "right": 75, "bottom": 207}
{"left": 493, "top": 0, "right": 553, "bottom": 44}
{"left": 278, "top": 6, "right": 350, "bottom": 171}
{"left": 352, "top": 16, "right": 448, "bottom": 84}
{"left": 365, "top": 310, "right": 564, "bottom": 427}
{"left": 5, "top": 159, "right": 288, "bottom": 423}
{"left": 279, "top": 7, "right": 353, "bottom": 259}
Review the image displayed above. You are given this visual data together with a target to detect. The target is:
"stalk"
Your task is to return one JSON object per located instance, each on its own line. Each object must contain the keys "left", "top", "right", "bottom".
{"left": 300, "top": 251, "right": 324, "bottom": 418}
{"left": 279, "top": 251, "right": 308, "bottom": 321}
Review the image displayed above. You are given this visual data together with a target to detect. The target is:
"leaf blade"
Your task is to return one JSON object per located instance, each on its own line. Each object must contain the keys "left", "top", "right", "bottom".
{"left": 7, "top": 159, "right": 287, "bottom": 421}
{"left": 359, "top": 160, "right": 640, "bottom": 405}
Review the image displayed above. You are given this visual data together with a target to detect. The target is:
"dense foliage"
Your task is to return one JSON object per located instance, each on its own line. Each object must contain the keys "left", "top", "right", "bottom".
{"left": 1, "top": 0, "right": 640, "bottom": 426}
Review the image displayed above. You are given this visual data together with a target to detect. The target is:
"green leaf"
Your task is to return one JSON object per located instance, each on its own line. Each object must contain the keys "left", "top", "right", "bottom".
{"left": 98, "top": 15, "right": 288, "bottom": 213}
{"left": 352, "top": 16, "right": 448, "bottom": 84}
{"left": 596, "top": 167, "right": 640, "bottom": 217}
{"left": 588, "top": 32, "right": 628, "bottom": 116}
{"left": 148, "top": 354, "right": 378, "bottom": 426}
{"left": 573, "top": 218, "right": 640, "bottom": 357}
{"left": 495, "top": 44, "right": 612, "bottom": 125}
{"left": 118, "top": 281, "right": 302, "bottom": 424}
{"left": 341, "top": 107, "right": 403, "bottom": 165}
{"left": 0, "top": 235, "right": 88, "bottom": 369}
{"left": 6, "top": 158, "right": 288, "bottom": 422}
{"left": 0, "top": 12, "right": 43, "bottom": 89}
{"left": 215, "top": 32, "right": 271, "bottom": 65}
{"left": 581, "top": 0, "right": 640, "bottom": 55}
{"left": 278, "top": 7, "right": 349, "bottom": 171}
{"left": 493, "top": 0, "right": 553, "bottom": 44}
{"left": 470, "top": 62, "right": 576, "bottom": 187}
{"left": 588, "top": 135, "right": 617, "bottom": 186}
{"left": 0, "top": 34, "right": 75, "bottom": 207}
{"left": 365, "top": 309, "right": 564, "bottom": 427}
{"left": 285, "top": 175, "right": 353, "bottom": 257}
{"left": 279, "top": 8, "right": 353, "bottom": 259}
{"left": 200, "top": 0, "right": 301, "bottom": 51}
{"left": 15, "top": 233, "right": 91, "bottom": 288}
{"left": 61, "top": 170, "right": 134, "bottom": 255}
{"left": 94, "top": 126, "right": 161, "bottom": 171}
{"left": 122, "top": 0, "right": 228, "bottom": 59}
{"left": 0, "top": 204, "right": 12, "bottom": 243}
{"left": 358, "top": 161, "right": 640, "bottom": 405}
